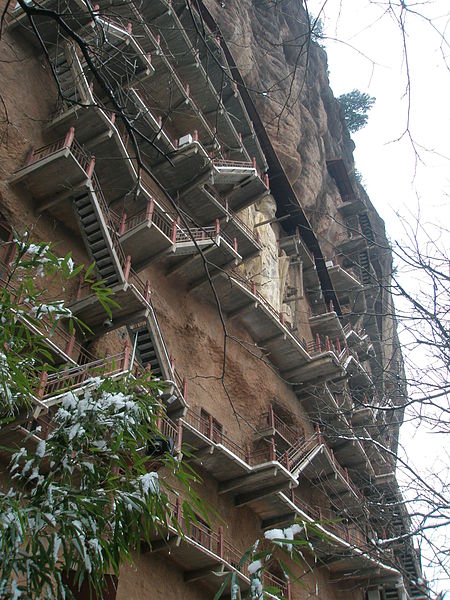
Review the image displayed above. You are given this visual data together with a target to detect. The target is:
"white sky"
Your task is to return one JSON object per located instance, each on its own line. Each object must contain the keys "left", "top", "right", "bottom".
{"left": 308, "top": 0, "right": 450, "bottom": 594}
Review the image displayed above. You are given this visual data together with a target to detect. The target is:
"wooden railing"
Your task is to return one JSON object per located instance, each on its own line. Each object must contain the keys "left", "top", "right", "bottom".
{"left": 258, "top": 407, "right": 300, "bottom": 447}
{"left": 37, "top": 349, "right": 130, "bottom": 400}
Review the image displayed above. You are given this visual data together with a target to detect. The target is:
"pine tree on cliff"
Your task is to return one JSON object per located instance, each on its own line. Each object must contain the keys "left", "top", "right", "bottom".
{"left": 338, "top": 89, "right": 376, "bottom": 133}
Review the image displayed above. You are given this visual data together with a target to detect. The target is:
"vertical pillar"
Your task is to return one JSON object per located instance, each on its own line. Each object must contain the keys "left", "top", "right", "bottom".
{"left": 64, "top": 126, "right": 75, "bottom": 149}
{"left": 121, "top": 339, "right": 131, "bottom": 371}
{"left": 208, "top": 414, "right": 214, "bottom": 440}
{"left": 86, "top": 156, "right": 95, "bottom": 179}
{"left": 123, "top": 255, "right": 131, "bottom": 282}
{"left": 176, "top": 420, "right": 183, "bottom": 454}
{"left": 144, "top": 280, "right": 151, "bottom": 302}
{"left": 182, "top": 377, "right": 187, "bottom": 400}
{"left": 269, "top": 438, "right": 276, "bottom": 461}
{"left": 36, "top": 370, "right": 48, "bottom": 400}
{"left": 64, "top": 332, "right": 76, "bottom": 358}
{"left": 217, "top": 526, "right": 224, "bottom": 558}
{"left": 118, "top": 212, "right": 127, "bottom": 236}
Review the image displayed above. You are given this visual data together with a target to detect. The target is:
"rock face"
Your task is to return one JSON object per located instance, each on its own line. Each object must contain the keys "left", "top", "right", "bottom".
{"left": 206, "top": 0, "right": 355, "bottom": 221}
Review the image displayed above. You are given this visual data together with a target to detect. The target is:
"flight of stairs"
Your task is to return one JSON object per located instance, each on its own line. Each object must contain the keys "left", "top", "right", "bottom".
{"left": 132, "top": 324, "right": 164, "bottom": 378}
{"left": 74, "top": 190, "right": 122, "bottom": 285}
{"left": 358, "top": 213, "right": 374, "bottom": 243}
{"left": 358, "top": 249, "right": 372, "bottom": 285}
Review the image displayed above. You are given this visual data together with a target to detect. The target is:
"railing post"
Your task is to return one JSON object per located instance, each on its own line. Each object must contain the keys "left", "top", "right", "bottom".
{"left": 193, "top": 129, "right": 198, "bottom": 142}
{"left": 122, "top": 339, "right": 131, "bottom": 371}
{"left": 25, "top": 146, "right": 36, "bottom": 166}
{"left": 284, "top": 450, "right": 290, "bottom": 470}
{"left": 146, "top": 198, "right": 154, "bottom": 222}
{"left": 218, "top": 526, "right": 224, "bottom": 558}
{"left": 264, "top": 174, "right": 269, "bottom": 188}
{"left": 287, "top": 581, "right": 292, "bottom": 600}
{"left": 336, "top": 338, "right": 341, "bottom": 355}
{"left": 176, "top": 420, "right": 183, "bottom": 454}
{"left": 182, "top": 376, "right": 187, "bottom": 400}
{"left": 268, "top": 403, "right": 274, "bottom": 428}
{"left": 65, "top": 332, "right": 76, "bottom": 358}
{"left": 315, "top": 333, "right": 321, "bottom": 352}
{"left": 329, "top": 299, "right": 334, "bottom": 312}
{"left": 252, "top": 157, "right": 256, "bottom": 169}
{"left": 127, "top": 22, "right": 132, "bottom": 34}
{"left": 86, "top": 156, "right": 95, "bottom": 179}
{"left": 64, "top": 126, "right": 75, "bottom": 149}
{"left": 269, "top": 438, "right": 276, "bottom": 461}
{"left": 123, "top": 255, "right": 131, "bottom": 282}
{"left": 280, "top": 312, "right": 285, "bottom": 326}
{"left": 315, "top": 425, "right": 322, "bottom": 444}
{"left": 171, "top": 220, "right": 177, "bottom": 244}
{"left": 325, "top": 335, "right": 330, "bottom": 352}
{"left": 144, "top": 279, "right": 151, "bottom": 302}
{"left": 215, "top": 218, "right": 220, "bottom": 236}
{"left": 36, "top": 370, "right": 48, "bottom": 400}
{"left": 245, "top": 444, "right": 251, "bottom": 464}
{"left": 118, "top": 212, "right": 127, "bottom": 236}
{"left": 345, "top": 467, "right": 350, "bottom": 483}
{"left": 251, "top": 282, "right": 257, "bottom": 295}
{"left": 208, "top": 414, "right": 213, "bottom": 440}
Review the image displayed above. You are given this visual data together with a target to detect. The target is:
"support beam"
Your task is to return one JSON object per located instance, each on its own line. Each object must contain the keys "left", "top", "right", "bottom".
{"left": 149, "top": 535, "right": 180, "bottom": 554}
{"left": 218, "top": 467, "right": 278, "bottom": 495}
{"left": 227, "top": 301, "right": 256, "bottom": 321}
{"left": 234, "top": 482, "right": 289, "bottom": 507}
{"left": 261, "top": 512, "right": 297, "bottom": 530}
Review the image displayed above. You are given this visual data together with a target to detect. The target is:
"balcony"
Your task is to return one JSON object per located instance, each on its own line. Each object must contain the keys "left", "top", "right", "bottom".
{"left": 255, "top": 406, "right": 301, "bottom": 449}
{"left": 308, "top": 309, "right": 345, "bottom": 341}
{"left": 138, "top": 0, "right": 267, "bottom": 170}
{"left": 147, "top": 496, "right": 289, "bottom": 598}
{"left": 10, "top": 129, "right": 94, "bottom": 204}
{"left": 180, "top": 408, "right": 297, "bottom": 509}
{"left": 198, "top": 270, "right": 345, "bottom": 386}
{"left": 8, "top": 0, "right": 92, "bottom": 45}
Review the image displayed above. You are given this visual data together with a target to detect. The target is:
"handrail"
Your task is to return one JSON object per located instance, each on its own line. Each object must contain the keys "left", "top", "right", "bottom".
{"left": 41, "top": 351, "right": 128, "bottom": 398}
{"left": 258, "top": 410, "right": 299, "bottom": 447}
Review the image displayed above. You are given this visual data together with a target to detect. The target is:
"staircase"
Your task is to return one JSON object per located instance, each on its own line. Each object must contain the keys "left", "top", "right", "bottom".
{"left": 52, "top": 43, "right": 92, "bottom": 107}
{"left": 358, "top": 213, "right": 374, "bottom": 243}
{"left": 132, "top": 324, "right": 163, "bottom": 378}
{"left": 73, "top": 184, "right": 124, "bottom": 285}
{"left": 384, "top": 589, "right": 399, "bottom": 600}
{"left": 358, "top": 250, "right": 372, "bottom": 285}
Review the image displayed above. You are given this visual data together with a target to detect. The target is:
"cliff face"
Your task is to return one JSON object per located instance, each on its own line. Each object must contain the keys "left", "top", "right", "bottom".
{"left": 205, "top": 0, "right": 355, "bottom": 222}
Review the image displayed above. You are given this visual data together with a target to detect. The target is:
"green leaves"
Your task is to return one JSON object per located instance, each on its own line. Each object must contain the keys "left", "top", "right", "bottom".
{"left": 338, "top": 89, "right": 376, "bottom": 133}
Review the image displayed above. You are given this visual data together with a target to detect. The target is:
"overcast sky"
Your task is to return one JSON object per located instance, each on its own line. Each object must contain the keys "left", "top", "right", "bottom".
{"left": 308, "top": 0, "right": 450, "bottom": 593}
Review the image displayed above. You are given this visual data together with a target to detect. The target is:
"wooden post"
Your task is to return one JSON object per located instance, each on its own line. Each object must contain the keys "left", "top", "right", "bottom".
{"left": 122, "top": 339, "right": 131, "bottom": 371}
{"left": 123, "top": 255, "right": 131, "bottom": 282}
{"left": 25, "top": 146, "right": 36, "bottom": 166}
{"left": 65, "top": 332, "right": 76, "bottom": 358}
{"left": 118, "top": 212, "right": 127, "bottom": 236}
{"left": 171, "top": 221, "right": 177, "bottom": 244}
{"left": 208, "top": 414, "right": 213, "bottom": 440}
{"left": 64, "top": 126, "right": 75, "bottom": 149}
{"left": 146, "top": 198, "right": 154, "bottom": 222}
{"left": 36, "top": 370, "right": 48, "bottom": 400}
{"left": 284, "top": 450, "right": 290, "bottom": 470}
{"left": 269, "top": 438, "right": 276, "bottom": 461}
{"left": 315, "top": 333, "right": 321, "bottom": 352}
{"left": 176, "top": 420, "right": 183, "bottom": 454}
{"left": 218, "top": 526, "right": 224, "bottom": 558}
{"left": 144, "top": 280, "right": 151, "bottom": 302}
{"left": 86, "top": 156, "right": 95, "bottom": 179}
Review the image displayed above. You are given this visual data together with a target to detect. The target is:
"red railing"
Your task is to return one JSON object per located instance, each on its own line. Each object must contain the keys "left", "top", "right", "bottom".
{"left": 258, "top": 407, "right": 300, "bottom": 447}
{"left": 38, "top": 350, "right": 129, "bottom": 400}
